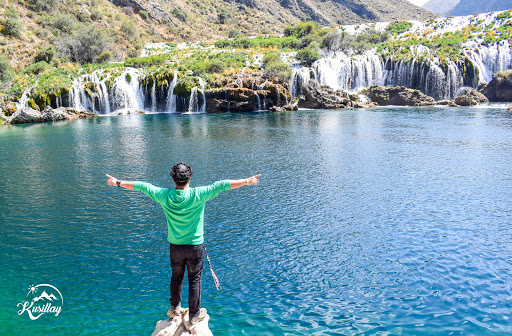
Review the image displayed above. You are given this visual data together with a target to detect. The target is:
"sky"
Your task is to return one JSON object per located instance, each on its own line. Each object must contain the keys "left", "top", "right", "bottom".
{"left": 405, "top": 0, "right": 430, "bottom": 6}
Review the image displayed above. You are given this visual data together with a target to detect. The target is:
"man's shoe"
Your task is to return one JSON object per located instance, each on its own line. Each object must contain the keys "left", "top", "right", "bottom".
{"left": 166, "top": 303, "right": 184, "bottom": 319}
{"left": 189, "top": 308, "right": 207, "bottom": 325}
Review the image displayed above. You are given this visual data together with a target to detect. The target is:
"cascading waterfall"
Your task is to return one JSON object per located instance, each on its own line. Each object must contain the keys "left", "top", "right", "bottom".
{"left": 464, "top": 40, "right": 512, "bottom": 83}
{"left": 15, "top": 89, "right": 31, "bottom": 110}
{"left": 307, "top": 40, "right": 512, "bottom": 101}
{"left": 381, "top": 58, "right": 463, "bottom": 101}
{"left": 312, "top": 51, "right": 383, "bottom": 92}
{"left": 290, "top": 67, "right": 311, "bottom": 99}
{"left": 166, "top": 69, "right": 178, "bottom": 112}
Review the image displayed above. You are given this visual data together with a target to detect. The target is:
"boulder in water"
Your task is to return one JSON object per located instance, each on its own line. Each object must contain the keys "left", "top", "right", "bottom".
{"left": 454, "top": 88, "right": 489, "bottom": 106}
{"left": 5, "top": 106, "right": 97, "bottom": 125}
{"left": 362, "top": 86, "right": 435, "bottom": 106}
{"left": 299, "top": 81, "right": 350, "bottom": 109}
{"left": 480, "top": 70, "right": 512, "bottom": 102}
{"left": 436, "top": 100, "right": 459, "bottom": 107}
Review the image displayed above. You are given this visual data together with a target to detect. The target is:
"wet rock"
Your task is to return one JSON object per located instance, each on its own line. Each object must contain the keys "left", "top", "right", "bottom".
{"left": 362, "top": 86, "right": 435, "bottom": 106}
{"left": 6, "top": 106, "right": 97, "bottom": 125}
{"left": 299, "top": 81, "right": 350, "bottom": 109}
{"left": 269, "top": 100, "right": 298, "bottom": 112}
{"left": 480, "top": 70, "right": 512, "bottom": 102}
{"left": 454, "top": 87, "right": 489, "bottom": 106}
{"left": 436, "top": 100, "right": 459, "bottom": 107}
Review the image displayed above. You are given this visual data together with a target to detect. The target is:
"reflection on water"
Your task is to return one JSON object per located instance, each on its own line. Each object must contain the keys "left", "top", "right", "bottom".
{"left": 1, "top": 107, "right": 512, "bottom": 335}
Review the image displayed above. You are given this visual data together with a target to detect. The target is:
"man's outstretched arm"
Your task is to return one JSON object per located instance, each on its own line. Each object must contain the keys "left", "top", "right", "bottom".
{"left": 106, "top": 174, "right": 135, "bottom": 190}
{"left": 230, "top": 174, "right": 261, "bottom": 189}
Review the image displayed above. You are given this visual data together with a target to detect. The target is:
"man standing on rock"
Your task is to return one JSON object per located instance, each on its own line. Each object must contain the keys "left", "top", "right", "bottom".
{"left": 106, "top": 163, "right": 260, "bottom": 326}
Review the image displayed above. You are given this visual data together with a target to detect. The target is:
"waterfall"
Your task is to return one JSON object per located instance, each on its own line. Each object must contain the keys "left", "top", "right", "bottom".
{"left": 187, "top": 87, "right": 199, "bottom": 113}
{"left": 290, "top": 67, "right": 311, "bottom": 99}
{"left": 199, "top": 78, "right": 206, "bottom": 113}
{"left": 381, "top": 58, "right": 464, "bottom": 101}
{"left": 15, "top": 89, "right": 31, "bottom": 110}
{"left": 151, "top": 81, "right": 157, "bottom": 112}
{"left": 464, "top": 40, "right": 512, "bottom": 83}
{"left": 166, "top": 69, "right": 178, "bottom": 112}
{"left": 111, "top": 68, "right": 144, "bottom": 113}
{"left": 312, "top": 51, "right": 383, "bottom": 92}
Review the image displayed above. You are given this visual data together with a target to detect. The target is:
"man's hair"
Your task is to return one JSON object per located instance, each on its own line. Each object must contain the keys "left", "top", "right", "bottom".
{"left": 170, "top": 162, "right": 193, "bottom": 186}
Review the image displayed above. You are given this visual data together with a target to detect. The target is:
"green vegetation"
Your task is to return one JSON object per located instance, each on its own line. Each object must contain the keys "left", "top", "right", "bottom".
{"left": 0, "top": 54, "right": 14, "bottom": 89}
{"left": 386, "top": 21, "right": 413, "bottom": 35}
{"left": 1, "top": 7, "right": 23, "bottom": 37}
{"left": 172, "top": 8, "right": 188, "bottom": 22}
{"left": 262, "top": 52, "right": 291, "bottom": 81}
{"left": 295, "top": 48, "right": 320, "bottom": 66}
{"left": 497, "top": 10, "right": 512, "bottom": 21}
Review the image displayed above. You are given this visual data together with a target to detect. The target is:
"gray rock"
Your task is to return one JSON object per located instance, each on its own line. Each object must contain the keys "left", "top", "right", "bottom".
{"left": 454, "top": 88, "right": 489, "bottom": 106}
{"left": 152, "top": 309, "right": 213, "bottom": 336}
{"left": 6, "top": 106, "right": 97, "bottom": 125}
{"left": 436, "top": 100, "right": 458, "bottom": 107}
{"left": 363, "top": 86, "right": 436, "bottom": 106}
{"left": 480, "top": 70, "right": 512, "bottom": 102}
{"left": 299, "top": 81, "right": 350, "bottom": 109}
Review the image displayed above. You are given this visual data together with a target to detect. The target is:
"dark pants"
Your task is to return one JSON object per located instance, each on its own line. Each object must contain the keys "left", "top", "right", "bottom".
{"left": 169, "top": 243, "right": 204, "bottom": 316}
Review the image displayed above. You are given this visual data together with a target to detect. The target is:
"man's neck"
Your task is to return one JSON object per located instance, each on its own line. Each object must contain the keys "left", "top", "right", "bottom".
{"left": 175, "top": 184, "right": 189, "bottom": 190}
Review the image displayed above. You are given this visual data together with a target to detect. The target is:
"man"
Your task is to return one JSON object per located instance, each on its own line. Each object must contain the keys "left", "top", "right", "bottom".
{"left": 105, "top": 163, "right": 260, "bottom": 326}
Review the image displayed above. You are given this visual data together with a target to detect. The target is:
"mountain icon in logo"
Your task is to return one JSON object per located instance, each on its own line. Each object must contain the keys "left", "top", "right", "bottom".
{"left": 32, "top": 291, "right": 58, "bottom": 302}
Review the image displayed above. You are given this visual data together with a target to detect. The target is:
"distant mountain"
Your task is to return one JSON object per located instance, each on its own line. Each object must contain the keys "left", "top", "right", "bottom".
{"left": 448, "top": 0, "right": 512, "bottom": 16}
{"left": 32, "top": 291, "right": 57, "bottom": 302}
{"left": 422, "top": 0, "right": 459, "bottom": 16}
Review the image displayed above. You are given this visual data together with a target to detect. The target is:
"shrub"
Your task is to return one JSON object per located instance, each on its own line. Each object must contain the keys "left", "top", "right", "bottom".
{"left": 91, "top": 8, "right": 103, "bottom": 21}
{"left": 95, "top": 50, "right": 111, "bottom": 63}
{"left": 54, "top": 14, "right": 76, "bottom": 33}
{"left": 262, "top": 52, "right": 281, "bottom": 67}
{"left": 295, "top": 48, "right": 320, "bottom": 65}
{"left": 26, "top": 0, "right": 58, "bottom": 12}
{"left": 284, "top": 21, "right": 319, "bottom": 38}
{"left": 386, "top": 21, "right": 413, "bottom": 35}
{"left": 34, "top": 46, "right": 56, "bottom": 63}
{"left": 139, "top": 10, "right": 149, "bottom": 21}
{"left": 121, "top": 20, "right": 137, "bottom": 39}
{"left": 124, "top": 55, "right": 166, "bottom": 67}
{"left": 23, "top": 61, "right": 51, "bottom": 74}
{"left": 228, "top": 29, "right": 239, "bottom": 38}
{"left": 218, "top": 9, "right": 231, "bottom": 24}
{"left": 2, "top": 7, "right": 23, "bottom": 37}
{"left": 264, "top": 61, "right": 291, "bottom": 81}
{"left": 55, "top": 25, "right": 111, "bottom": 63}
{"left": 172, "top": 8, "right": 188, "bottom": 22}
{"left": 0, "top": 54, "right": 14, "bottom": 88}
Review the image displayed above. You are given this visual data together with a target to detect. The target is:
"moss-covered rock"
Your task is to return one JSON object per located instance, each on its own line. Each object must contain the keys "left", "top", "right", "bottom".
{"left": 480, "top": 70, "right": 512, "bottom": 102}
{"left": 173, "top": 75, "right": 201, "bottom": 98}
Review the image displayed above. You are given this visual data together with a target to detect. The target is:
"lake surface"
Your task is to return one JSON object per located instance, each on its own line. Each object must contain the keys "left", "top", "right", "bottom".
{"left": 1, "top": 107, "right": 512, "bottom": 335}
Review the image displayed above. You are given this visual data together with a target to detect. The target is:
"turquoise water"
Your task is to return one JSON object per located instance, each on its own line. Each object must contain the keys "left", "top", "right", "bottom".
{"left": 1, "top": 108, "right": 512, "bottom": 335}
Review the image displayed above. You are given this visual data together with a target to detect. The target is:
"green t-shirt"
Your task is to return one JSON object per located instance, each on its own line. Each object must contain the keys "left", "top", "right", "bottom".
{"left": 134, "top": 180, "right": 231, "bottom": 245}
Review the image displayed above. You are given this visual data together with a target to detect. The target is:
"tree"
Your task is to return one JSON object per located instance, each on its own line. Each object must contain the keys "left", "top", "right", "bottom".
{"left": 295, "top": 48, "right": 320, "bottom": 66}
{"left": 56, "top": 26, "right": 111, "bottom": 64}
{"left": 0, "top": 53, "right": 14, "bottom": 88}
{"left": 34, "top": 46, "right": 56, "bottom": 63}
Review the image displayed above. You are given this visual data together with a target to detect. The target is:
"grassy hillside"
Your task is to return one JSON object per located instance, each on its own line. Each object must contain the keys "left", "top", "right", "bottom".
{"left": 0, "top": 0, "right": 434, "bottom": 71}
